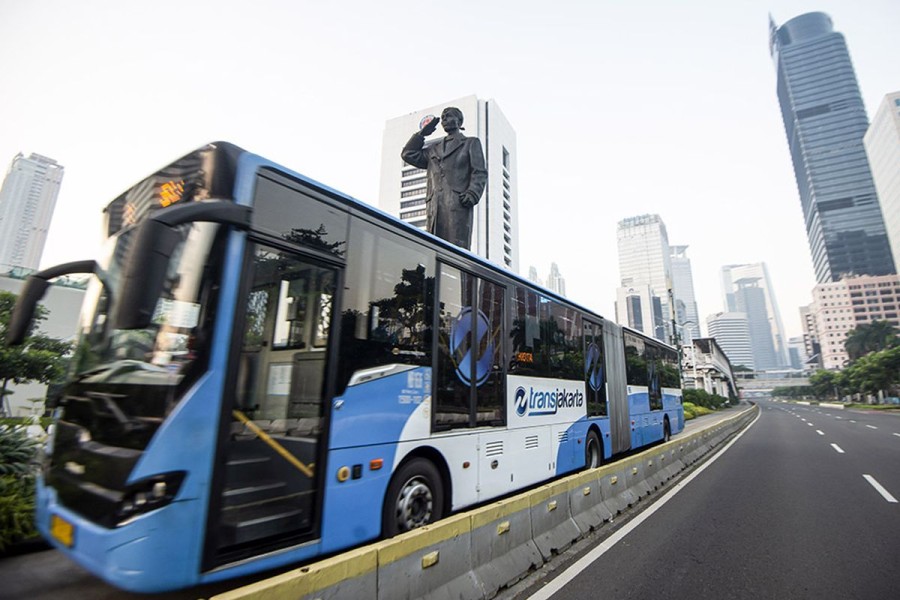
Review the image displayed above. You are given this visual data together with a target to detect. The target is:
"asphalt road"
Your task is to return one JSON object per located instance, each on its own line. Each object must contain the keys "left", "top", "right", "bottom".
{"left": 517, "top": 400, "right": 900, "bottom": 600}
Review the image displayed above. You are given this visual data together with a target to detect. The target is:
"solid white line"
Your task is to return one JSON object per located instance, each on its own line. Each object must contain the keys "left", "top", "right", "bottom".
{"left": 863, "top": 475, "right": 898, "bottom": 503}
{"left": 816, "top": 430, "right": 824, "bottom": 436}
{"left": 527, "top": 411, "right": 761, "bottom": 600}
{"left": 831, "top": 443, "right": 845, "bottom": 454}
{"left": 866, "top": 425, "right": 878, "bottom": 430}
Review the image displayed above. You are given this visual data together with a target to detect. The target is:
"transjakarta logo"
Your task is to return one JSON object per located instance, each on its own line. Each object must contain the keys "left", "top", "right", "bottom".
{"left": 514, "top": 385, "right": 584, "bottom": 417}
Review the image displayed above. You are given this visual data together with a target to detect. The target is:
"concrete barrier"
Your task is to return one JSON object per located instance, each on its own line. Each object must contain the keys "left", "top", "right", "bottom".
{"left": 209, "top": 405, "right": 758, "bottom": 600}
{"left": 469, "top": 496, "right": 542, "bottom": 598}
{"left": 528, "top": 480, "right": 582, "bottom": 560}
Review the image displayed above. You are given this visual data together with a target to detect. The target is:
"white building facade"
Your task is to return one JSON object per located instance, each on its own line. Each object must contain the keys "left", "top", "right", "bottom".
{"left": 864, "top": 92, "right": 900, "bottom": 274}
{"left": 810, "top": 273, "right": 900, "bottom": 370}
{"left": 616, "top": 214, "right": 673, "bottom": 343}
{"left": 706, "top": 311, "right": 755, "bottom": 370}
{"left": 379, "top": 95, "right": 519, "bottom": 272}
{"left": 0, "top": 153, "right": 64, "bottom": 271}
{"left": 670, "top": 245, "right": 701, "bottom": 342}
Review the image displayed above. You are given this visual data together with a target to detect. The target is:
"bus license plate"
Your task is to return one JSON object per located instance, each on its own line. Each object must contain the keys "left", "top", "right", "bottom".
{"left": 50, "top": 514, "right": 75, "bottom": 548}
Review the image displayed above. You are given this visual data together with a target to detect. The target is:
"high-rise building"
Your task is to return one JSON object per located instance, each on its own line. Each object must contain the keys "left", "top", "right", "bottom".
{"left": 733, "top": 277, "right": 779, "bottom": 370}
{"left": 379, "top": 95, "right": 518, "bottom": 271}
{"left": 670, "top": 245, "right": 701, "bottom": 342}
{"left": 721, "top": 263, "right": 788, "bottom": 367}
{"left": 864, "top": 92, "right": 900, "bottom": 274}
{"left": 706, "top": 312, "right": 755, "bottom": 370}
{"left": 616, "top": 284, "right": 665, "bottom": 341}
{"left": 616, "top": 214, "right": 673, "bottom": 343}
{"left": 769, "top": 12, "right": 895, "bottom": 283}
{"left": 0, "top": 152, "right": 64, "bottom": 271}
{"left": 810, "top": 273, "right": 900, "bottom": 370}
{"left": 527, "top": 266, "right": 543, "bottom": 287}
{"left": 546, "top": 262, "right": 566, "bottom": 297}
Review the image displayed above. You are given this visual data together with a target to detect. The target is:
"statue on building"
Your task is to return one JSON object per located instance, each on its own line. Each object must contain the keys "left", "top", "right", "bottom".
{"left": 401, "top": 107, "right": 487, "bottom": 250}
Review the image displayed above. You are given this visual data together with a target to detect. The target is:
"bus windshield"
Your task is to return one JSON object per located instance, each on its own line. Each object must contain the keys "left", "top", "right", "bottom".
{"left": 61, "top": 220, "right": 224, "bottom": 450}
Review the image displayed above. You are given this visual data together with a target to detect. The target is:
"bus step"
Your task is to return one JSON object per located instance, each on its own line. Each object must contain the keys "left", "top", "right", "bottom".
{"left": 221, "top": 501, "right": 309, "bottom": 545}
{"left": 225, "top": 455, "right": 271, "bottom": 480}
{"left": 222, "top": 480, "right": 288, "bottom": 507}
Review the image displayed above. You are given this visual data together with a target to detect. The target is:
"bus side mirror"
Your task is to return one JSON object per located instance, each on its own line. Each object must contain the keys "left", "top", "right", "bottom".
{"left": 110, "top": 219, "right": 182, "bottom": 331}
{"left": 6, "top": 260, "right": 99, "bottom": 346}
{"left": 110, "top": 201, "right": 252, "bottom": 331}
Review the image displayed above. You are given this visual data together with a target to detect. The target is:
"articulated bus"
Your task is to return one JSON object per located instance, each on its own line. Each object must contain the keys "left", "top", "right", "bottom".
{"left": 7, "top": 142, "right": 683, "bottom": 592}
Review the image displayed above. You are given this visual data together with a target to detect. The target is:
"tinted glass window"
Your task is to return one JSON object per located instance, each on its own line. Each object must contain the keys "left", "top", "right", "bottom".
{"left": 337, "top": 221, "right": 433, "bottom": 393}
{"left": 253, "top": 174, "right": 348, "bottom": 258}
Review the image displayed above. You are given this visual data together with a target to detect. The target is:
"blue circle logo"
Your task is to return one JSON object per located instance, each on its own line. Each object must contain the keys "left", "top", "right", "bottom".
{"left": 450, "top": 307, "right": 494, "bottom": 386}
{"left": 514, "top": 387, "right": 528, "bottom": 416}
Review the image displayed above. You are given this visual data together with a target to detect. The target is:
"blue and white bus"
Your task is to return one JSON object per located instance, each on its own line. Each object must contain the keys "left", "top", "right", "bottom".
{"left": 7, "top": 142, "right": 683, "bottom": 592}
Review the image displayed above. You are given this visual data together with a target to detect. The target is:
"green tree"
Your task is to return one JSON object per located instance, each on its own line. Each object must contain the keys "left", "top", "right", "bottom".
{"left": 0, "top": 290, "right": 73, "bottom": 416}
{"left": 844, "top": 320, "right": 899, "bottom": 361}
{"left": 808, "top": 369, "right": 847, "bottom": 400}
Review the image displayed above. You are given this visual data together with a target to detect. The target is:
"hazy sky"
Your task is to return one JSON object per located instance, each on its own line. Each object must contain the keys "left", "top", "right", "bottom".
{"left": 2, "top": 0, "right": 898, "bottom": 339}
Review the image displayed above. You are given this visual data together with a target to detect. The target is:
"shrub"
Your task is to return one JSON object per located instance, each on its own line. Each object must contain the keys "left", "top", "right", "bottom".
{"left": 0, "top": 426, "right": 40, "bottom": 550}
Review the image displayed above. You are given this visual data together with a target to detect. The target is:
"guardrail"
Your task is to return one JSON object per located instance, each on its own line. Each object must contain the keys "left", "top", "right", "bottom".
{"left": 211, "top": 404, "right": 759, "bottom": 600}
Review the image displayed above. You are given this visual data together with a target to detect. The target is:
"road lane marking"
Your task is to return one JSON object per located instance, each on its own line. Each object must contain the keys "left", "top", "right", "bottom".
{"left": 526, "top": 411, "right": 761, "bottom": 600}
{"left": 893, "top": 433, "right": 900, "bottom": 438}
{"left": 836, "top": 417, "right": 843, "bottom": 420}
{"left": 816, "top": 430, "right": 824, "bottom": 436}
{"left": 831, "top": 443, "right": 845, "bottom": 454}
{"left": 807, "top": 423, "right": 814, "bottom": 427}
{"left": 863, "top": 475, "right": 898, "bottom": 503}
{"left": 850, "top": 420, "right": 857, "bottom": 423}
{"left": 866, "top": 425, "right": 878, "bottom": 430}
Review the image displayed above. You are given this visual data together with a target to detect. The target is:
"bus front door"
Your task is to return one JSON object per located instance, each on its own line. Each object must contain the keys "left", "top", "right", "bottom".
{"left": 206, "top": 243, "right": 337, "bottom": 567}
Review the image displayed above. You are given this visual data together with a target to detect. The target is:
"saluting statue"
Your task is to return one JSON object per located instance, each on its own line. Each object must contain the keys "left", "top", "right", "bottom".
{"left": 401, "top": 107, "right": 487, "bottom": 250}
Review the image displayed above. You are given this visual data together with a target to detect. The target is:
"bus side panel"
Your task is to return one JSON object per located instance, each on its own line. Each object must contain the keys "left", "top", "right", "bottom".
{"left": 321, "top": 367, "right": 431, "bottom": 552}
{"left": 663, "top": 389, "right": 685, "bottom": 434}
{"left": 561, "top": 417, "right": 612, "bottom": 471}
{"left": 627, "top": 387, "right": 649, "bottom": 449}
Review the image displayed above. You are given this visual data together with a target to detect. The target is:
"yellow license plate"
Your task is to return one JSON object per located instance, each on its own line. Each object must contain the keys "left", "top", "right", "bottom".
{"left": 50, "top": 514, "right": 75, "bottom": 548}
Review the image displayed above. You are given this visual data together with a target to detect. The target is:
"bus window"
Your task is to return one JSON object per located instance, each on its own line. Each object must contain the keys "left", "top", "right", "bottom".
{"left": 585, "top": 321, "right": 607, "bottom": 417}
{"left": 435, "top": 265, "right": 505, "bottom": 429}
{"left": 337, "top": 221, "right": 433, "bottom": 393}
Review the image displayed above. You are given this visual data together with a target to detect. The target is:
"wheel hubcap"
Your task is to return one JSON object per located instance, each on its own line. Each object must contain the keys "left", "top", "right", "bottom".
{"left": 396, "top": 478, "right": 433, "bottom": 531}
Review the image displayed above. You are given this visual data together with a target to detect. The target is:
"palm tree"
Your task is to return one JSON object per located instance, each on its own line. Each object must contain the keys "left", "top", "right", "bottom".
{"left": 844, "top": 320, "right": 899, "bottom": 361}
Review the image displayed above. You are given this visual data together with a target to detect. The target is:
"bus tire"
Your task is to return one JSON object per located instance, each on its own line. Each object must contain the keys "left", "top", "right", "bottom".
{"left": 382, "top": 457, "right": 445, "bottom": 537}
{"left": 663, "top": 417, "right": 671, "bottom": 442}
{"left": 585, "top": 430, "right": 602, "bottom": 469}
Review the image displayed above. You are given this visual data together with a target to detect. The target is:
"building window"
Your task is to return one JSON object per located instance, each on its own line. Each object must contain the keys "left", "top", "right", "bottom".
{"left": 401, "top": 188, "right": 425, "bottom": 198}
{"left": 502, "top": 146, "right": 510, "bottom": 169}
{"left": 401, "top": 177, "right": 426, "bottom": 188}
{"left": 400, "top": 199, "right": 425, "bottom": 210}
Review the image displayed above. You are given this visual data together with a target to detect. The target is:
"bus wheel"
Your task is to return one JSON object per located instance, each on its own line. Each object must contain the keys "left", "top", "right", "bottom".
{"left": 383, "top": 458, "right": 444, "bottom": 537}
{"left": 663, "top": 417, "right": 671, "bottom": 442}
{"left": 585, "top": 430, "right": 602, "bottom": 469}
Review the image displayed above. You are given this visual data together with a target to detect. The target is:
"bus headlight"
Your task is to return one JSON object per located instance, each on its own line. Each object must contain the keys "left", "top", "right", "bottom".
{"left": 116, "top": 471, "right": 186, "bottom": 525}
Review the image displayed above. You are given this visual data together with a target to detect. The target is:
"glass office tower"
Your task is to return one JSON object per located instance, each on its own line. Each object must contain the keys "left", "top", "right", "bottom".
{"left": 769, "top": 12, "right": 895, "bottom": 283}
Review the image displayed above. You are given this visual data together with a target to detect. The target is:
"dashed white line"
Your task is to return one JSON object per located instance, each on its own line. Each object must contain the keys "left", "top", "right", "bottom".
{"left": 892, "top": 433, "right": 900, "bottom": 438}
{"left": 831, "top": 443, "right": 845, "bottom": 454}
{"left": 866, "top": 425, "right": 878, "bottom": 430}
{"left": 850, "top": 420, "right": 857, "bottom": 423}
{"left": 526, "top": 410, "right": 761, "bottom": 600}
{"left": 836, "top": 417, "right": 843, "bottom": 420}
{"left": 863, "top": 475, "right": 898, "bottom": 503}
{"left": 807, "top": 423, "right": 814, "bottom": 427}
{"left": 816, "top": 430, "right": 825, "bottom": 436}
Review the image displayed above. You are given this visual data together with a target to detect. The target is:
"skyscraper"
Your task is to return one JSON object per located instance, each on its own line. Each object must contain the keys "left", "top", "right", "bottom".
{"left": 670, "top": 245, "right": 701, "bottom": 342}
{"left": 769, "top": 12, "right": 895, "bottom": 283}
{"left": 864, "top": 92, "right": 900, "bottom": 275}
{"left": 546, "top": 262, "right": 567, "bottom": 297}
{"left": 0, "top": 152, "right": 64, "bottom": 271}
{"left": 706, "top": 312, "right": 754, "bottom": 371}
{"left": 721, "top": 262, "right": 788, "bottom": 367}
{"left": 379, "top": 95, "right": 518, "bottom": 271}
{"left": 616, "top": 214, "right": 673, "bottom": 342}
